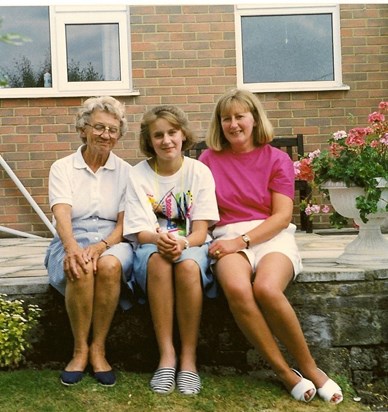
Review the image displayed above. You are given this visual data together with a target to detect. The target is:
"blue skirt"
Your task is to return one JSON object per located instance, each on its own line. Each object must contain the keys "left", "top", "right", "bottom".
{"left": 133, "top": 242, "right": 217, "bottom": 304}
{"left": 45, "top": 216, "right": 134, "bottom": 310}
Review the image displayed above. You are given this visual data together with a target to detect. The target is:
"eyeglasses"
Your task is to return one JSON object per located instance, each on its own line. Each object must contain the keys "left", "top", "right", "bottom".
{"left": 84, "top": 123, "right": 120, "bottom": 138}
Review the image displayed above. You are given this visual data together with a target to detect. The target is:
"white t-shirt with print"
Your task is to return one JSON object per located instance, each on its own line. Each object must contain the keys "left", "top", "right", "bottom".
{"left": 124, "top": 156, "right": 219, "bottom": 242}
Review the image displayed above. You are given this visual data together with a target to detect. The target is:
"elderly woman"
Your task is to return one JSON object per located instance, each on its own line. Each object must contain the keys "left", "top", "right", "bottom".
{"left": 45, "top": 96, "right": 133, "bottom": 387}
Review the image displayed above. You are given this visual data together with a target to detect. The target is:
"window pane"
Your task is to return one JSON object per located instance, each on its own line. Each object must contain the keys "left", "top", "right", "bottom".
{"left": 241, "top": 14, "right": 334, "bottom": 84}
{"left": 66, "top": 24, "right": 121, "bottom": 82}
{"left": 0, "top": 6, "right": 51, "bottom": 88}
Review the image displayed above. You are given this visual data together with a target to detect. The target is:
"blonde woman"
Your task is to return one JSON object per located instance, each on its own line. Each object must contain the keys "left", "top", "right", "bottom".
{"left": 200, "top": 89, "right": 343, "bottom": 404}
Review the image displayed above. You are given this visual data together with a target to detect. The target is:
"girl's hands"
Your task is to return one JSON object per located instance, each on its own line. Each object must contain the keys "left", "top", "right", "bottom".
{"left": 157, "top": 232, "right": 182, "bottom": 262}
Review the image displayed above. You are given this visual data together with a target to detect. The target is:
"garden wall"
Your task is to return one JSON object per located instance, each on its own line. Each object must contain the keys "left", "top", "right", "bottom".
{"left": 11, "top": 269, "right": 388, "bottom": 389}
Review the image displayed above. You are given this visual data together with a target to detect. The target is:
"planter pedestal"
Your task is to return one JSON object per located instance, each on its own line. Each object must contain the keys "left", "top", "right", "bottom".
{"left": 323, "top": 181, "right": 388, "bottom": 267}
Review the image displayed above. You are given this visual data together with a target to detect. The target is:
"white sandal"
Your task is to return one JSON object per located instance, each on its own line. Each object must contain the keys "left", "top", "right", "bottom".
{"left": 290, "top": 369, "right": 317, "bottom": 403}
{"left": 317, "top": 369, "right": 343, "bottom": 404}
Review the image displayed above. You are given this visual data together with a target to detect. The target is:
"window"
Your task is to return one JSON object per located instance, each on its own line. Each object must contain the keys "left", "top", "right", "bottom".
{"left": 0, "top": 5, "right": 138, "bottom": 98}
{"left": 235, "top": 4, "right": 349, "bottom": 92}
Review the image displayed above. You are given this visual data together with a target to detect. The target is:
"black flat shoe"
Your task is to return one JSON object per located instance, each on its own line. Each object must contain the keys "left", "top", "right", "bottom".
{"left": 93, "top": 370, "right": 116, "bottom": 387}
{"left": 60, "top": 370, "right": 84, "bottom": 386}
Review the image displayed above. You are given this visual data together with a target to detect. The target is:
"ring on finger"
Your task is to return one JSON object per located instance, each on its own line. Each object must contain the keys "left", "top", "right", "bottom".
{"left": 215, "top": 250, "right": 220, "bottom": 256}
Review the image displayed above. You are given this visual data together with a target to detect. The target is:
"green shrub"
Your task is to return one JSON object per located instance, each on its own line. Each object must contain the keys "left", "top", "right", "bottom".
{"left": 0, "top": 294, "right": 41, "bottom": 368}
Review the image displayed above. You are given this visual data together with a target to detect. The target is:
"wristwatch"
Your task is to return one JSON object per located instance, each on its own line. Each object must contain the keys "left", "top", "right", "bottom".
{"left": 241, "top": 234, "right": 250, "bottom": 249}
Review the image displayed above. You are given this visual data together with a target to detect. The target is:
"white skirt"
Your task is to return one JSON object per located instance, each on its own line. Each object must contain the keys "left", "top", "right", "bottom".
{"left": 212, "top": 220, "right": 303, "bottom": 279}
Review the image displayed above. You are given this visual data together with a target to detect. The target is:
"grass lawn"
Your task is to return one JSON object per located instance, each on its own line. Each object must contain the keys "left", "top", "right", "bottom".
{"left": 0, "top": 369, "right": 372, "bottom": 412}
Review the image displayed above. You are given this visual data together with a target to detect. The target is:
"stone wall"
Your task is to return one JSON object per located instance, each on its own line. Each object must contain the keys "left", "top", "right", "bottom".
{"left": 13, "top": 270, "right": 388, "bottom": 388}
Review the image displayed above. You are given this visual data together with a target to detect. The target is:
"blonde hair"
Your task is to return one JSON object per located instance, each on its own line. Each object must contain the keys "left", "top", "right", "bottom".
{"left": 206, "top": 89, "right": 274, "bottom": 151}
{"left": 139, "top": 105, "right": 197, "bottom": 158}
{"left": 76, "top": 96, "right": 128, "bottom": 143}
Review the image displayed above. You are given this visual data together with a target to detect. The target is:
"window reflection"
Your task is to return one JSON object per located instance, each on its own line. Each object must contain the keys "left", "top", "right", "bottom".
{"left": 0, "top": 6, "right": 51, "bottom": 88}
{"left": 66, "top": 24, "right": 121, "bottom": 82}
{"left": 241, "top": 14, "right": 334, "bottom": 83}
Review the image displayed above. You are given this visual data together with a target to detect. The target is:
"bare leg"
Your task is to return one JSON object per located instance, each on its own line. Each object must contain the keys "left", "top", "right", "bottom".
{"left": 89, "top": 255, "right": 121, "bottom": 372}
{"left": 215, "top": 253, "right": 311, "bottom": 398}
{"left": 175, "top": 259, "right": 202, "bottom": 372}
{"left": 64, "top": 261, "right": 94, "bottom": 372}
{"left": 253, "top": 252, "right": 342, "bottom": 403}
{"left": 147, "top": 253, "right": 176, "bottom": 368}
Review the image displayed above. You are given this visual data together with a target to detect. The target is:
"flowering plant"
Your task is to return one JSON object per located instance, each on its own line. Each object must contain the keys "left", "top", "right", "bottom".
{"left": 294, "top": 102, "right": 388, "bottom": 228}
{"left": 0, "top": 294, "right": 41, "bottom": 368}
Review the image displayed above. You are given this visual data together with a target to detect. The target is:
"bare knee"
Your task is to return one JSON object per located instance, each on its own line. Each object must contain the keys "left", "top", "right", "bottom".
{"left": 253, "top": 276, "right": 271, "bottom": 296}
{"left": 220, "top": 277, "right": 254, "bottom": 313}
{"left": 96, "top": 256, "right": 121, "bottom": 284}
{"left": 175, "top": 259, "right": 201, "bottom": 288}
{"left": 147, "top": 253, "right": 172, "bottom": 283}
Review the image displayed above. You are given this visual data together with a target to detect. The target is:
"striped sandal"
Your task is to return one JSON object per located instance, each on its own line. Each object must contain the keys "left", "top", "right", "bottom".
{"left": 176, "top": 371, "right": 201, "bottom": 395}
{"left": 150, "top": 367, "right": 176, "bottom": 395}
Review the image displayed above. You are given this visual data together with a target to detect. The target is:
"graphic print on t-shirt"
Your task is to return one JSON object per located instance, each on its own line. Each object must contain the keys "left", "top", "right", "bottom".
{"left": 147, "top": 189, "right": 192, "bottom": 237}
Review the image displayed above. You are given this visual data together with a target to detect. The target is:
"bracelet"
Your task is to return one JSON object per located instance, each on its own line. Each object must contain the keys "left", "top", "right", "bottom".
{"left": 101, "top": 239, "right": 111, "bottom": 249}
{"left": 183, "top": 239, "right": 190, "bottom": 249}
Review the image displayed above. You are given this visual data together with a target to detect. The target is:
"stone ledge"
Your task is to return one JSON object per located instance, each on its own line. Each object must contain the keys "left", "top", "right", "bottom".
{"left": 0, "top": 276, "right": 50, "bottom": 295}
{"left": 1, "top": 267, "right": 384, "bottom": 298}
{"left": 5, "top": 271, "right": 387, "bottom": 390}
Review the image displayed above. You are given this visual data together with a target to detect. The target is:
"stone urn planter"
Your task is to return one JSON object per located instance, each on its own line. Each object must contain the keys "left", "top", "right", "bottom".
{"left": 322, "top": 179, "right": 388, "bottom": 267}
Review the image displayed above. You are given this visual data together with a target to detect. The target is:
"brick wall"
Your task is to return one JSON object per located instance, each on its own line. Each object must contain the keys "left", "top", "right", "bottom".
{"left": 0, "top": 4, "right": 387, "bottom": 237}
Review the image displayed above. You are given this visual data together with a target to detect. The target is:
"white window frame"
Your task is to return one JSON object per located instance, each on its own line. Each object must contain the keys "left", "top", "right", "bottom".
{"left": 0, "top": 5, "right": 139, "bottom": 98}
{"left": 235, "top": 4, "right": 349, "bottom": 93}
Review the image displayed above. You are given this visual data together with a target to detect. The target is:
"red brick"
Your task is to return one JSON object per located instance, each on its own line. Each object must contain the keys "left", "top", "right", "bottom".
{"left": 0, "top": 4, "right": 385, "bottom": 235}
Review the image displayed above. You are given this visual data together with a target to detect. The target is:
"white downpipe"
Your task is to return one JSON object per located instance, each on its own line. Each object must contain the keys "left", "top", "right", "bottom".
{"left": 0, "top": 155, "right": 56, "bottom": 236}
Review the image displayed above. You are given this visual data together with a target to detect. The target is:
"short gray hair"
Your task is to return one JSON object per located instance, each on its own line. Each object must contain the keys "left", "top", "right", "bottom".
{"left": 76, "top": 96, "right": 128, "bottom": 143}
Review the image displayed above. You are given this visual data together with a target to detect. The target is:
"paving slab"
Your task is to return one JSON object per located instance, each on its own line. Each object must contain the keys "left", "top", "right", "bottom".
{"left": 1, "top": 232, "right": 388, "bottom": 294}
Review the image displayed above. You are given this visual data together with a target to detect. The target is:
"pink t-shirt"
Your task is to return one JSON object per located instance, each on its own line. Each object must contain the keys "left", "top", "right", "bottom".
{"left": 199, "top": 145, "right": 295, "bottom": 226}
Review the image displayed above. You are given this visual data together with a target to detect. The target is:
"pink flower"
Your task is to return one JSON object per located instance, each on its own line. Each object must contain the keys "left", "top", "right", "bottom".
{"left": 368, "top": 111, "right": 385, "bottom": 123}
{"left": 321, "top": 204, "right": 330, "bottom": 214}
{"left": 332, "top": 130, "right": 347, "bottom": 140}
{"left": 329, "top": 142, "right": 344, "bottom": 157}
{"left": 294, "top": 157, "right": 314, "bottom": 181}
{"left": 308, "top": 149, "right": 321, "bottom": 159}
{"left": 295, "top": 101, "right": 388, "bottom": 226}
{"left": 305, "top": 204, "right": 321, "bottom": 216}
{"left": 378, "top": 101, "right": 388, "bottom": 110}
{"left": 304, "top": 205, "right": 314, "bottom": 216}
{"left": 380, "top": 134, "right": 388, "bottom": 145}
{"left": 311, "top": 204, "right": 320, "bottom": 214}
{"left": 345, "top": 128, "right": 367, "bottom": 147}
